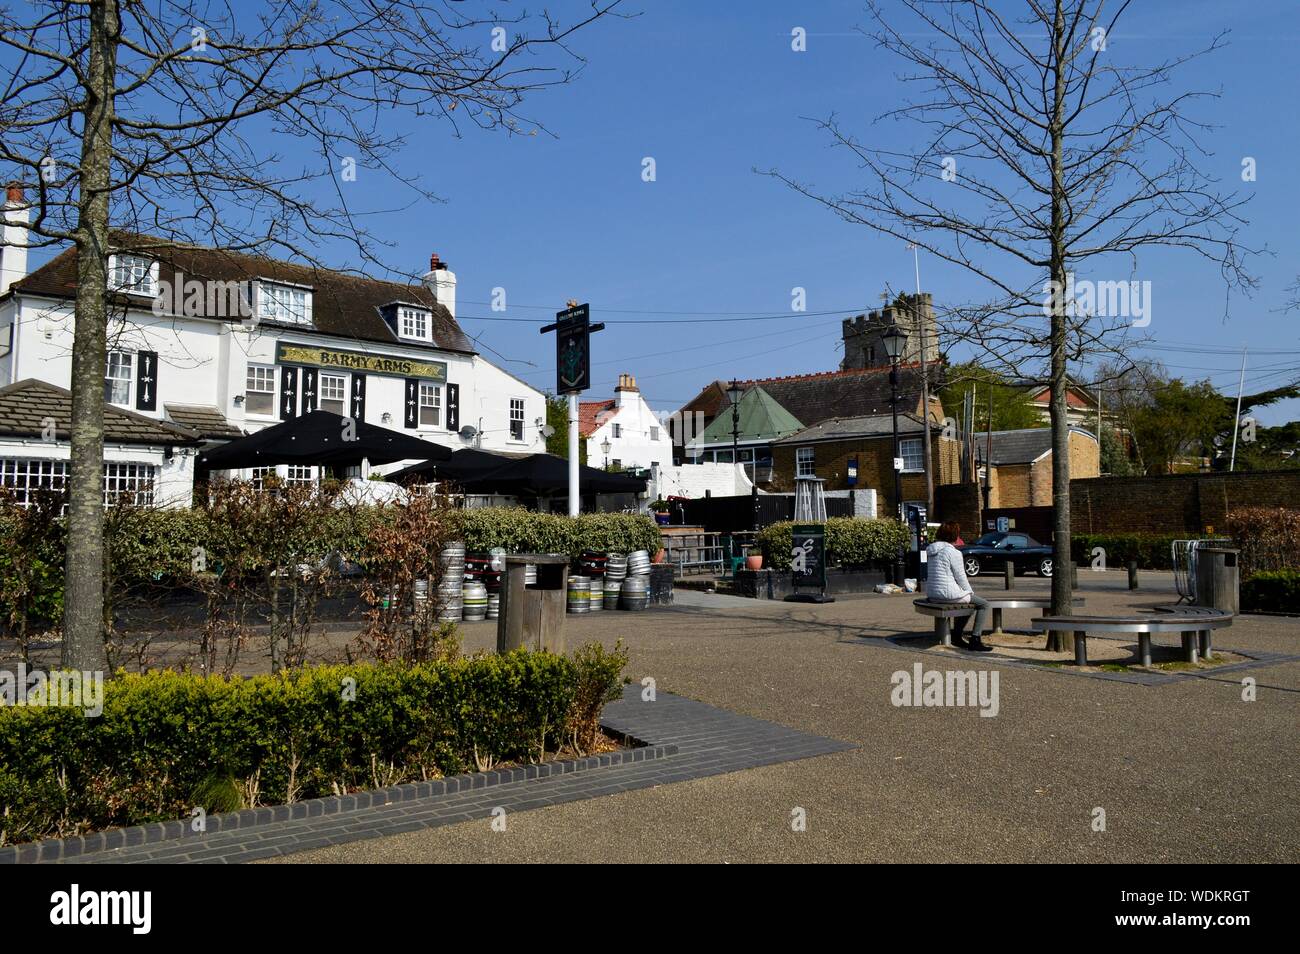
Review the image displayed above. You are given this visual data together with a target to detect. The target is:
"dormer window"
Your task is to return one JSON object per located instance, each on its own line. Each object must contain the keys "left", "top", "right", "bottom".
{"left": 258, "top": 281, "right": 312, "bottom": 324}
{"left": 399, "top": 306, "right": 431, "bottom": 342}
{"left": 109, "top": 254, "right": 157, "bottom": 296}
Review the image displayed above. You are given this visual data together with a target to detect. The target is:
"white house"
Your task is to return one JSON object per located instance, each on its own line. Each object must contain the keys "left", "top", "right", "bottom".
{"left": 579, "top": 373, "right": 673, "bottom": 471}
{"left": 0, "top": 186, "right": 548, "bottom": 502}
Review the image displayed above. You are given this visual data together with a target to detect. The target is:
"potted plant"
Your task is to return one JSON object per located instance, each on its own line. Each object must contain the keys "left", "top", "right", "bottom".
{"left": 649, "top": 499, "right": 671, "bottom": 526}
{"left": 746, "top": 553, "right": 764, "bottom": 570}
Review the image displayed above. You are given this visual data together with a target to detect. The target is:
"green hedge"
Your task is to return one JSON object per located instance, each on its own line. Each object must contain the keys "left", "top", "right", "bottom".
{"left": 1241, "top": 571, "right": 1300, "bottom": 614}
{"left": 454, "top": 508, "right": 661, "bottom": 557}
{"left": 757, "top": 518, "right": 910, "bottom": 571}
{"left": 0, "top": 646, "right": 627, "bottom": 844}
{"left": 1070, "top": 533, "right": 1184, "bottom": 570}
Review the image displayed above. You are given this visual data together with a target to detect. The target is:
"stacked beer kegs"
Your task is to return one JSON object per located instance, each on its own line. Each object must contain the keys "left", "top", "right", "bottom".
{"left": 619, "top": 573, "right": 650, "bottom": 611}
{"left": 580, "top": 551, "right": 606, "bottom": 612}
{"left": 605, "top": 552, "right": 628, "bottom": 584}
{"left": 486, "top": 593, "right": 500, "bottom": 619}
{"left": 602, "top": 578, "right": 622, "bottom": 611}
{"left": 437, "top": 542, "right": 466, "bottom": 622}
{"left": 567, "top": 575, "right": 591, "bottom": 614}
{"left": 461, "top": 580, "right": 488, "bottom": 621}
{"left": 618, "top": 549, "right": 652, "bottom": 611}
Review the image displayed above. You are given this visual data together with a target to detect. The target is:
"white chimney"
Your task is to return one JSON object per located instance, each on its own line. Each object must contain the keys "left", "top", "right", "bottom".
{"left": 1, "top": 184, "right": 30, "bottom": 295}
{"left": 614, "top": 372, "right": 639, "bottom": 408}
{"left": 421, "top": 251, "right": 456, "bottom": 319}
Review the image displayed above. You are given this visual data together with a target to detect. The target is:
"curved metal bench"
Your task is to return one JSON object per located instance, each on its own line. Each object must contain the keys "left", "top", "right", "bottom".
{"left": 914, "top": 596, "right": 1081, "bottom": 647}
{"left": 1032, "top": 611, "right": 1233, "bottom": 667}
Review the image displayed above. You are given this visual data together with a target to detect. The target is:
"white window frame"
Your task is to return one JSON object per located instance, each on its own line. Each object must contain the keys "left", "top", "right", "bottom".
{"left": 105, "top": 351, "right": 133, "bottom": 407}
{"left": 399, "top": 306, "right": 432, "bottom": 342}
{"left": 509, "top": 398, "right": 525, "bottom": 442}
{"left": 419, "top": 382, "right": 441, "bottom": 427}
{"left": 0, "top": 458, "right": 154, "bottom": 507}
{"left": 108, "top": 254, "right": 158, "bottom": 297}
{"left": 319, "top": 373, "right": 347, "bottom": 415}
{"left": 796, "top": 446, "right": 815, "bottom": 478}
{"left": 245, "top": 364, "right": 277, "bottom": 417}
{"left": 899, "top": 437, "right": 925, "bottom": 473}
{"left": 258, "top": 281, "right": 313, "bottom": 325}
{"left": 611, "top": 422, "right": 622, "bottom": 439}
{"left": 650, "top": 426, "right": 660, "bottom": 442}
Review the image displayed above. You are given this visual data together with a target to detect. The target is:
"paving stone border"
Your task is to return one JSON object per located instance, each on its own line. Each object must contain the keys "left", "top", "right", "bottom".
{"left": 0, "top": 740, "right": 676, "bottom": 865}
{"left": 4, "top": 687, "right": 853, "bottom": 864}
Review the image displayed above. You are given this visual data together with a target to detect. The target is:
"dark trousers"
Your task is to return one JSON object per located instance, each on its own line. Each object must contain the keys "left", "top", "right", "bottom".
{"left": 950, "top": 593, "right": 990, "bottom": 640}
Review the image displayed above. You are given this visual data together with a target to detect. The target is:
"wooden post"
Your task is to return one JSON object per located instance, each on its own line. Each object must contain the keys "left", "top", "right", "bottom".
{"left": 1128, "top": 560, "right": 1139, "bottom": 590}
{"left": 1003, "top": 561, "right": 1014, "bottom": 590}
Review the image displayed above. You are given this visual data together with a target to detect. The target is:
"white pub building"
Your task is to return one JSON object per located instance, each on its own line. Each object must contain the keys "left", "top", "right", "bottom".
{"left": 0, "top": 186, "right": 546, "bottom": 505}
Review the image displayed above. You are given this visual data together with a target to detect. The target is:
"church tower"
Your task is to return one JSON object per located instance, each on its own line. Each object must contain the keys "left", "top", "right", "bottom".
{"left": 840, "top": 292, "right": 938, "bottom": 370}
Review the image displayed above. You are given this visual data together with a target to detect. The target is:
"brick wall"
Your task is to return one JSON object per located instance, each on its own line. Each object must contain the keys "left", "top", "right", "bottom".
{"left": 1071, "top": 471, "right": 1300, "bottom": 534}
{"left": 771, "top": 434, "right": 960, "bottom": 515}
{"left": 935, "top": 482, "right": 981, "bottom": 536}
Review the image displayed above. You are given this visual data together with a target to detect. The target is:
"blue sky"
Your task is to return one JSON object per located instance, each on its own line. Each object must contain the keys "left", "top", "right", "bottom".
{"left": 37, "top": 0, "right": 1300, "bottom": 422}
{"left": 400, "top": 0, "right": 1299, "bottom": 423}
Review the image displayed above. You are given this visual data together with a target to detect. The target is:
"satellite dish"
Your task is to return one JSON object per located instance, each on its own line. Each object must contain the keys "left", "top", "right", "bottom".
{"left": 541, "top": 424, "right": 555, "bottom": 438}
{"left": 458, "top": 425, "right": 478, "bottom": 441}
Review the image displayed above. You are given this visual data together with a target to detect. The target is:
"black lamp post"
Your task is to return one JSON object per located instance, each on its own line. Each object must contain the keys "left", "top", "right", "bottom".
{"left": 882, "top": 324, "right": 909, "bottom": 584}
{"left": 726, "top": 379, "right": 743, "bottom": 470}
{"left": 601, "top": 437, "right": 612, "bottom": 470}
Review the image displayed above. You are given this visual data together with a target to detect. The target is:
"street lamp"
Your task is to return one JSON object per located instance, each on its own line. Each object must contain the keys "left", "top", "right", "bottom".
{"left": 600, "top": 437, "right": 612, "bottom": 469}
{"left": 726, "top": 379, "right": 744, "bottom": 471}
{"left": 882, "top": 324, "right": 909, "bottom": 584}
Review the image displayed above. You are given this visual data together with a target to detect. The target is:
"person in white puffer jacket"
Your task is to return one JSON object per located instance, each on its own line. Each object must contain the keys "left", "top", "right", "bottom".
{"left": 925, "top": 522, "right": 992, "bottom": 651}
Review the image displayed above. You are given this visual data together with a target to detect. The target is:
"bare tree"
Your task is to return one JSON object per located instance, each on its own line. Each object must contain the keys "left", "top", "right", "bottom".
{"left": 0, "top": 0, "right": 621, "bottom": 671}
{"left": 767, "top": 0, "right": 1254, "bottom": 620}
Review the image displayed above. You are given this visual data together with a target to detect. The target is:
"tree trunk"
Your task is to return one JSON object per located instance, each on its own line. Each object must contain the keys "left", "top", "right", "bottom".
{"left": 1047, "top": 0, "right": 1074, "bottom": 648}
{"left": 62, "top": 0, "right": 119, "bottom": 674}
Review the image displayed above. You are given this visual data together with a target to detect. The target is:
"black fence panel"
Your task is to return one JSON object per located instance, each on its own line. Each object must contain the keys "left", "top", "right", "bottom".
{"left": 681, "top": 493, "right": 856, "bottom": 532}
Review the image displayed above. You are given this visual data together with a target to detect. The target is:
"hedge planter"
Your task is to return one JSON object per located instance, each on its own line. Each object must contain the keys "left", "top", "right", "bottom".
{"left": 734, "top": 566, "right": 888, "bottom": 600}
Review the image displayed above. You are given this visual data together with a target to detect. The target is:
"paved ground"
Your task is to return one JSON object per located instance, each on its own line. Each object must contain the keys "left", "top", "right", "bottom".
{"left": 256, "top": 571, "right": 1299, "bottom": 864}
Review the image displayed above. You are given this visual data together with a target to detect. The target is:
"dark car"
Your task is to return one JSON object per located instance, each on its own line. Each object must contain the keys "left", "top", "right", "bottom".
{"left": 957, "top": 531, "right": 1054, "bottom": 578}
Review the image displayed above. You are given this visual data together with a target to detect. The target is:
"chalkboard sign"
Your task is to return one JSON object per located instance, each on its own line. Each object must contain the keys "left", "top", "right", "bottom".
{"left": 791, "top": 523, "right": 827, "bottom": 589}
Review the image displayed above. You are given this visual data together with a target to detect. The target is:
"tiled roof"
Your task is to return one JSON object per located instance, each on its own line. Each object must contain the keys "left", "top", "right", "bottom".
{"left": 677, "top": 365, "right": 930, "bottom": 435}
{"left": 775, "top": 412, "right": 931, "bottom": 445}
{"left": 578, "top": 399, "right": 617, "bottom": 437}
{"left": 0, "top": 380, "right": 201, "bottom": 445}
{"left": 9, "top": 232, "right": 473, "bottom": 355}
{"left": 974, "top": 427, "right": 1096, "bottom": 465}
{"left": 693, "top": 387, "right": 803, "bottom": 445}
{"left": 164, "top": 403, "right": 243, "bottom": 440}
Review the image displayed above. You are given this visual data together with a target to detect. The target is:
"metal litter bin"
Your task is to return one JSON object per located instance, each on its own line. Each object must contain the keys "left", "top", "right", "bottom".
{"left": 1195, "top": 547, "right": 1240, "bottom": 614}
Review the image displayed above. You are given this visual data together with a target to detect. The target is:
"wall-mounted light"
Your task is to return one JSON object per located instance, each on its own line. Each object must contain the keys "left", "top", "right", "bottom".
{"left": 233, "top": 394, "right": 245, "bottom": 407}
{"left": 381, "top": 412, "right": 393, "bottom": 424}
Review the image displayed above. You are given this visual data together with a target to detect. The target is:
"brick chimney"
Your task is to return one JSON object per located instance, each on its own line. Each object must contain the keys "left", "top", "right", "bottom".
{"left": 1, "top": 183, "right": 30, "bottom": 295}
{"left": 614, "top": 372, "right": 639, "bottom": 409}
{"left": 420, "top": 250, "right": 456, "bottom": 318}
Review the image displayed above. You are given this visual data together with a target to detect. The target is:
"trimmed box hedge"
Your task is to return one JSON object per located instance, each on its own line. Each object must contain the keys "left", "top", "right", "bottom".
{"left": 757, "top": 518, "right": 910, "bottom": 571}
{"left": 0, "top": 645, "right": 627, "bottom": 845}
{"left": 1241, "top": 571, "right": 1300, "bottom": 615}
{"left": 1070, "top": 532, "right": 1185, "bottom": 570}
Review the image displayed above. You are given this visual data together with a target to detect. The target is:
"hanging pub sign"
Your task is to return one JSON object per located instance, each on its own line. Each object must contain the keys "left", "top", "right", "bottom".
{"left": 554, "top": 303, "right": 591, "bottom": 394}
{"left": 276, "top": 342, "right": 446, "bottom": 382}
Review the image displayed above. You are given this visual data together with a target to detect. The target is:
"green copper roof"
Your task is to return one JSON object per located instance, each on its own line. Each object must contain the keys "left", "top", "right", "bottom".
{"left": 694, "top": 386, "right": 804, "bottom": 445}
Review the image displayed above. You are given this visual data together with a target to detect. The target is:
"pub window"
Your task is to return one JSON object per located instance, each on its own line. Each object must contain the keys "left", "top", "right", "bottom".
{"left": 319, "top": 373, "right": 347, "bottom": 415}
{"left": 246, "top": 364, "right": 276, "bottom": 416}
{"left": 399, "top": 307, "right": 431, "bottom": 341}
{"left": 104, "top": 351, "right": 133, "bottom": 406}
{"left": 509, "top": 398, "right": 525, "bottom": 441}
{"left": 109, "top": 254, "right": 156, "bottom": 296}
{"left": 258, "top": 282, "right": 312, "bottom": 325}
{"left": 103, "top": 462, "right": 155, "bottom": 506}
{"left": 419, "top": 383, "right": 441, "bottom": 427}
